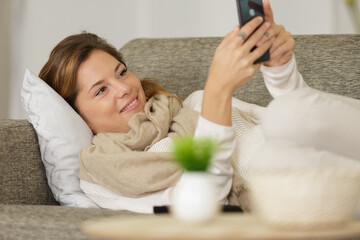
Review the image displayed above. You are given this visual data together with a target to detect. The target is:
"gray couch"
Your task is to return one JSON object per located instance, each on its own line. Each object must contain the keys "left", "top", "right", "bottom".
{"left": 1, "top": 34, "right": 359, "bottom": 239}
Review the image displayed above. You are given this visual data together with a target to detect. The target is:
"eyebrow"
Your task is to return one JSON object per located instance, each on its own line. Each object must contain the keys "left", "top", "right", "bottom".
{"left": 87, "top": 63, "right": 122, "bottom": 94}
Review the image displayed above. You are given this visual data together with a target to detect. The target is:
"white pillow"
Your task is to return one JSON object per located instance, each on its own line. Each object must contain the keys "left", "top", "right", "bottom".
{"left": 21, "top": 69, "right": 99, "bottom": 208}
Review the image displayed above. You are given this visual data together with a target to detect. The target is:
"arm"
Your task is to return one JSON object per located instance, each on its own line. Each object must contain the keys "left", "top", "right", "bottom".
{"left": 261, "top": 54, "right": 308, "bottom": 98}
{"left": 256, "top": 0, "right": 308, "bottom": 98}
{"left": 201, "top": 17, "right": 272, "bottom": 126}
{"left": 192, "top": 115, "right": 235, "bottom": 203}
{"left": 185, "top": 17, "right": 272, "bottom": 200}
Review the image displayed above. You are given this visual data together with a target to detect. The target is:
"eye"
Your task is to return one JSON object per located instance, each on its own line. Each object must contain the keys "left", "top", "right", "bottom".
{"left": 117, "top": 68, "right": 128, "bottom": 79}
{"left": 95, "top": 86, "right": 107, "bottom": 96}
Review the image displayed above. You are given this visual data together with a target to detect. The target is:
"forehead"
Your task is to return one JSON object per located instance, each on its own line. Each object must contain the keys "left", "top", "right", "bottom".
{"left": 80, "top": 50, "right": 118, "bottom": 75}
{"left": 76, "top": 50, "right": 121, "bottom": 88}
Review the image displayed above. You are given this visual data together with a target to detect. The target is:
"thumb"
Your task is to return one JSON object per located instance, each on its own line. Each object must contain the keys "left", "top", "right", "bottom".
{"left": 263, "top": 0, "right": 274, "bottom": 23}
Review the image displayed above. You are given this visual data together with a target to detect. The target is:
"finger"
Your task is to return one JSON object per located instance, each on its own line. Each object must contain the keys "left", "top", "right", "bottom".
{"left": 216, "top": 26, "right": 239, "bottom": 50}
{"left": 271, "top": 43, "right": 292, "bottom": 60}
{"left": 256, "top": 25, "right": 284, "bottom": 47}
{"left": 242, "top": 21, "right": 271, "bottom": 52}
{"left": 263, "top": 0, "right": 274, "bottom": 23}
{"left": 270, "top": 51, "right": 293, "bottom": 67}
{"left": 230, "top": 25, "right": 241, "bottom": 38}
{"left": 226, "top": 17, "right": 265, "bottom": 51}
{"left": 250, "top": 37, "right": 272, "bottom": 64}
{"left": 271, "top": 37, "right": 295, "bottom": 59}
{"left": 218, "top": 26, "right": 240, "bottom": 49}
{"left": 237, "top": 32, "right": 248, "bottom": 42}
{"left": 234, "top": 16, "right": 264, "bottom": 43}
{"left": 268, "top": 30, "right": 289, "bottom": 54}
{"left": 269, "top": 31, "right": 294, "bottom": 55}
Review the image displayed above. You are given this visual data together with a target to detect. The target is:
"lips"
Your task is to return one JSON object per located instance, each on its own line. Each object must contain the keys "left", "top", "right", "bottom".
{"left": 120, "top": 96, "right": 138, "bottom": 113}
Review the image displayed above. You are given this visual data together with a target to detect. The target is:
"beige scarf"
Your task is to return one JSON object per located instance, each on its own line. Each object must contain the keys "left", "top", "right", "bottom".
{"left": 78, "top": 95, "right": 198, "bottom": 198}
{"left": 79, "top": 94, "right": 251, "bottom": 209}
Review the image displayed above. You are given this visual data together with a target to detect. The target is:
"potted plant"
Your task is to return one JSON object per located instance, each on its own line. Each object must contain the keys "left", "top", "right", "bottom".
{"left": 171, "top": 137, "right": 220, "bottom": 223}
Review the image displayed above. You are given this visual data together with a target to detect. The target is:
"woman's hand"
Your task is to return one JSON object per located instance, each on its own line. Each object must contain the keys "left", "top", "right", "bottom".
{"left": 257, "top": 0, "right": 295, "bottom": 67}
{"left": 206, "top": 17, "right": 272, "bottom": 95}
{"left": 201, "top": 17, "right": 272, "bottom": 126}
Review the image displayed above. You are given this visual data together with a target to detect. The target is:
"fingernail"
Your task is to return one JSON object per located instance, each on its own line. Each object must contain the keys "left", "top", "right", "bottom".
{"left": 231, "top": 26, "right": 238, "bottom": 37}
{"left": 264, "top": 22, "right": 271, "bottom": 27}
{"left": 233, "top": 25, "right": 240, "bottom": 35}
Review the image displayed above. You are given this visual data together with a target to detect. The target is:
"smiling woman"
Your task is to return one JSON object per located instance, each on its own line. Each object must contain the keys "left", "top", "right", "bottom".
{"left": 36, "top": 6, "right": 308, "bottom": 213}
{"left": 39, "top": 32, "right": 180, "bottom": 134}
{"left": 35, "top": 4, "right": 360, "bottom": 216}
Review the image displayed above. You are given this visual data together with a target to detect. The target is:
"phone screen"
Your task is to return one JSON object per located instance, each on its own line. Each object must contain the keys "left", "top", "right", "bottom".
{"left": 236, "top": 0, "right": 270, "bottom": 63}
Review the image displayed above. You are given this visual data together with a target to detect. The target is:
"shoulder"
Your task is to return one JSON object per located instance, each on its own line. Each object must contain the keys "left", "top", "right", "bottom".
{"left": 183, "top": 90, "right": 204, "bottom": 112}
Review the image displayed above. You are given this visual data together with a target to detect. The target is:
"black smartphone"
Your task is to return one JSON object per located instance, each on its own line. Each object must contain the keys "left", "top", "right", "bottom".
{"left": 236, "top": 0, "right": 270, "bottom": 64}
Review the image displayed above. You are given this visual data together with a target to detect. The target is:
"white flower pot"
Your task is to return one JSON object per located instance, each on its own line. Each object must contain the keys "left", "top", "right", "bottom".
{"left": 171, "top": 172, "right": 220, "bottom": 223}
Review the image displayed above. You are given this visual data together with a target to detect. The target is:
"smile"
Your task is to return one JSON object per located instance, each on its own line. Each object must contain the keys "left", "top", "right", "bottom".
{"left": 120, "top": 97, "right": 138, "bottom": 113}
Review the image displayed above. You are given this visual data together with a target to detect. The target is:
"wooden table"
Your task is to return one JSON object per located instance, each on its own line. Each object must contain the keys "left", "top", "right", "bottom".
{"left": 82, "top": 213, "right": 360, "bottom": 240}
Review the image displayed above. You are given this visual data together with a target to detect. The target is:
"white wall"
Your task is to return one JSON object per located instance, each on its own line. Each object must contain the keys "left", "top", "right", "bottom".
{"left": 7, "top": 0, "right": 360, "bottom": 119}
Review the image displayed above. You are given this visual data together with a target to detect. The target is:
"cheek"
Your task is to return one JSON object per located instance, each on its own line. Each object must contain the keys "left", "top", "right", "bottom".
{"left": 75, "top": 95, "right": 110, "bottom": 124}
{"left": 75, "top": 97, "right": 95, "bottom": 126}
{"left": 85, "top": 101, "right": 115, "bottom": 118}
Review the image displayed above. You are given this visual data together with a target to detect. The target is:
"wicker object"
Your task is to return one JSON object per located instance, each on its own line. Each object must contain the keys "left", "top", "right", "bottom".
{"left": 249, "top": 168, "right": 360, "bottom": 229}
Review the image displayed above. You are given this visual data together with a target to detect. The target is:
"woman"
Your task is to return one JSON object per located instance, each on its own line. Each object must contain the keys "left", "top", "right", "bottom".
{"left": 39, "top": 0, "right": 306, "bottom": 213}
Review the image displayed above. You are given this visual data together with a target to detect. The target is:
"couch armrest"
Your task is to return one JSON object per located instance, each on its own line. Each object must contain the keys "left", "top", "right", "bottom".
{"left": 0, "top": 120, "right": 58, "bottom": 205}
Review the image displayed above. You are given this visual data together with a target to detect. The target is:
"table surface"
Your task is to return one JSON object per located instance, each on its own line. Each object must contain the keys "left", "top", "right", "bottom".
{"left": 82, "top": 213, "right": 360, "bottom": 240}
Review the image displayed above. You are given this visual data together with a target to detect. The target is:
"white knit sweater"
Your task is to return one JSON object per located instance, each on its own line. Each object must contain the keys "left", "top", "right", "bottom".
{"left": 80, "top": 55, "right": 307, "bottom": 213}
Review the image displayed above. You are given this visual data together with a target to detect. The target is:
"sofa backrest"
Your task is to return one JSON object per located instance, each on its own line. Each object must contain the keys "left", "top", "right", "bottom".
{"left": 121, "top": 34, "right": 360, "bottom": 106}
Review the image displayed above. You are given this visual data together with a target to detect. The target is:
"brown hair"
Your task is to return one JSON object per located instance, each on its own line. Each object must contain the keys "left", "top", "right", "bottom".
{"left": 39, "top": 32, "right": 181, "bottom": 112}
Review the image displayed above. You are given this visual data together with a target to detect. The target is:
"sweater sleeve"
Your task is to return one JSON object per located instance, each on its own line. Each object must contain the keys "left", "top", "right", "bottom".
{"left": 192, "top": 116, "right": 234, "bottom": 203}
{"left": 261, "top": 54, "right": 308, "bottom": 98}
{"left": 182, "top": 90, "right": 235, "bottom": 202}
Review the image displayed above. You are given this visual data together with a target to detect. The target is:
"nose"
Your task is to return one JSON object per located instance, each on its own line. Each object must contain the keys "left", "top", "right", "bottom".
{"left": 113, "top": 79, "right": 130, "bottom": 99}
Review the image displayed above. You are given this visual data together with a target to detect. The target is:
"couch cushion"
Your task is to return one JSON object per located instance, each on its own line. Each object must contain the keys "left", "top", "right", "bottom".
{"left": 0, "top": 120, "right": 58, "bottom": 205}
{"left": 0, "top": 204, "right": 136, "bottom": 239}
{"left": 120, "top": 35, "right": 360, "bottom": 107}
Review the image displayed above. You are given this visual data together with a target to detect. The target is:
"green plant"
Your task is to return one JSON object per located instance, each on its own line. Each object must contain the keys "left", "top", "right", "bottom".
{"left": 172, "top": 137, "right": 219, "bottom": 171}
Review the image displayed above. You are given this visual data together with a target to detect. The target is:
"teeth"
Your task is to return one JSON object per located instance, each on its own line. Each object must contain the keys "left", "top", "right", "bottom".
{"left": 120, "top": 98, "right": 137, "bottom": 113}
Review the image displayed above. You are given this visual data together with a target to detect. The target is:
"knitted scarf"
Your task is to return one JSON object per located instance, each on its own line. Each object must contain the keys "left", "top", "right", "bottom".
{"left": 78, "top": 95, "right": 198, "bottom": 198}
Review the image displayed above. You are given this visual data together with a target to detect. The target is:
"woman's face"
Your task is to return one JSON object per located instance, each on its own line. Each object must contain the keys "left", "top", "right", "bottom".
{"left": 75, "top": 50, "right": 146, "bottom": 134}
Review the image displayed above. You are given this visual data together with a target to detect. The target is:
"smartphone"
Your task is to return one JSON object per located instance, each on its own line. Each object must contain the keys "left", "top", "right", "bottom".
{"left": 236, "top": 0, "right": 270, "bottom": 64}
